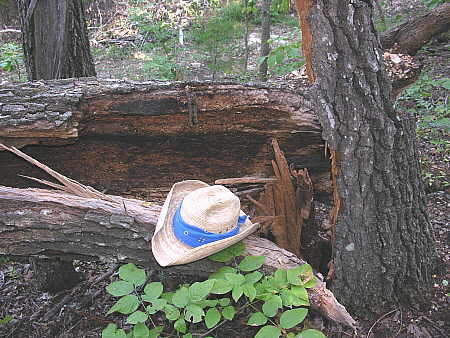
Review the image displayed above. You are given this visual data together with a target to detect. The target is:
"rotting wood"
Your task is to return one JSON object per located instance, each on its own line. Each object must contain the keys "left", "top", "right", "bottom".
{"left": 0, "top": 145, "right": 357, "bottom": 329}
{"left": 295, "top": 0, "right": 315, "bottom": 82}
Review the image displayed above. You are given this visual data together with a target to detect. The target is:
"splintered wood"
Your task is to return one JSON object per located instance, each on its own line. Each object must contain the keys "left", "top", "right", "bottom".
{"left": 216, "top": 139, "right": 314, "bottom": 257}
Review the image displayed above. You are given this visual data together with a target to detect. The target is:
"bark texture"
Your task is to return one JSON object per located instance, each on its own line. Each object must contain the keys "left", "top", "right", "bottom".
{"left": 380, "top": 3, "right": 450, "bottom": 55}
{"left": 301, "top": 1, "right": 437, "bottom": 314}
{"left": 0, "top": 78, "right": 331, "bottom": 199}
{"left": 17, "top": 0, "right": 96, "bottom": 80}
{"left": 0, "top": 185, "right": 356, "bottom": 328}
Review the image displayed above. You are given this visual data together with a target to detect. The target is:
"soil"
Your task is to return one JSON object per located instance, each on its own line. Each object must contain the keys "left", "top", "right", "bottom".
{"left": 0, "top": 1, "right": 449, "bottom": 337}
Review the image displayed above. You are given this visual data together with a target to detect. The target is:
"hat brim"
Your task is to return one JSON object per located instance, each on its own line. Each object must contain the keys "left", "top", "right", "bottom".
{"left": 152, "top": 180, "right": 258, "bottom": 267}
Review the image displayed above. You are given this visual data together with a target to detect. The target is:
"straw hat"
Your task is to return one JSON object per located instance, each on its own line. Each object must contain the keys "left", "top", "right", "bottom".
{"left": 152, "top": 180, "right": 258, "bottom": 267}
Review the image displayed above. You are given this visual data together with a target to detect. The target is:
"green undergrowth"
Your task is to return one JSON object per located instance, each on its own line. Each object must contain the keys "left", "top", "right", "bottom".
{"left": 396, "top": 71, "right": 450, "bottom": 189}
{"left": 102, "top": 242, "right": 325, "bottom": 338}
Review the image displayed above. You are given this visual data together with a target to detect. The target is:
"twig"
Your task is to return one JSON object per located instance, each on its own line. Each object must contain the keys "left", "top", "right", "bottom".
{"left": 420, "top": 315, "right": 447, "bottom": 338}
{"left": 89, "top": 263, "right": 119, "bottom": 286}
{"left": 0, "top": 29, "right": 21, "bottom": 34}
{"left": 215, "top": 177, "right": 278, "bottom": 185}
{"left": 367, "top": 309, "right": 397, "bottom": 338}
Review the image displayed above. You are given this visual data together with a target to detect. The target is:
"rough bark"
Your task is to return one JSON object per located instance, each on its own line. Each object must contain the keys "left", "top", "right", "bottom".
{"left": 299, "top": 1, "right": 437, "bottom": 315}
{"left": 0, "top": 78, "right": 331, "bottom": 199}
{"left": 259, "top": 0, "right": 271, "bottom": 81}
{"left": 16, "top": 0, "right": 96, "bottom": 80}
{"left": 380, "top": 3, "right": 450, "bottom": 55}
{"left": 0, "top": 185, "right": 356, "bottom": 328}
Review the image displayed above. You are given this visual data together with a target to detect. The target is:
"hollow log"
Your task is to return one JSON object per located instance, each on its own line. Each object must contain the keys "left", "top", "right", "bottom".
{"left": 380, "top": 3, "right": 450, "bottom": 55}
{"left": 0, "top": 78, "right": 332, "bottom": 200}
{"left": 0, "top": 185, "right": 356, "bottom": 328}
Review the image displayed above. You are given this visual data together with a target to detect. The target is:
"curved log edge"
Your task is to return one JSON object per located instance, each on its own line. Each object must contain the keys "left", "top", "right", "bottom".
{"left": 0, "top": 142, "right": 356, "bottom": 328}
{"left": 0, "top": 185, "right": 356, "bottom": 329}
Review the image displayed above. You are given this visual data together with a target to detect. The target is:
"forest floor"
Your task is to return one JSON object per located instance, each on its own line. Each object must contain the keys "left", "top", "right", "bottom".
{"left": 0, "top": 1, "right": 449, "bottom": 337}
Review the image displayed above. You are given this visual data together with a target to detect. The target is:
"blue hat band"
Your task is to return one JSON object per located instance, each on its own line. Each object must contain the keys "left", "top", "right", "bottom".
{"left": 173, "top": 203, "right": 248, "bottom": 248}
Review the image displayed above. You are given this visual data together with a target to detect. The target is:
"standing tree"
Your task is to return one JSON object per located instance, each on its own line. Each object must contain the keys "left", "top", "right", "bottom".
{"left": 13, "top": 0, "right": 96, "bottom": 291}
{"left": 16, "top": 0, "right": 96, "bottom": 80}
{"left": 296, "top": 0, "right": 438, "bottom": 314}
{"left": 259, "top": 0, "right": 271, "bottom": 81}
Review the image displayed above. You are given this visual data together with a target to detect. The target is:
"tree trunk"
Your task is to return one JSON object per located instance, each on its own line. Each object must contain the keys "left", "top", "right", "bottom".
{"left": 380, "top": 3, "right": 450, "bottom": 55}
{"left": 16, "top": 0, "right": 96, "bottom": 80}
{"left": 259, "top": 0, "right": 271, "bottom": 81}
{"left": 298, "top": 0, "right": 438, "bottom": 315}
{"left": 0, "top": 184, "right": 356, "bottom": 328}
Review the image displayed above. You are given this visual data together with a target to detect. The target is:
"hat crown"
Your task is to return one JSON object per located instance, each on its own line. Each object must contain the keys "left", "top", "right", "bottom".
{"left": 180, "top": 185, "right": 240, "bottom": 233}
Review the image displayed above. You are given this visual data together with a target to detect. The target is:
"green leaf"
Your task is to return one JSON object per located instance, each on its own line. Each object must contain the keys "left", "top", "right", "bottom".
{"left": 208, "top": 242, "right": 245, "bottom": 262}
{"left": 232, "top": 285, "right": 244, "bottom": 302}
{"left": 185, "top": 304, "right": 205, "bottom": 323}
{"left": 205, "top": 308, "right": 221, "bottom": 328}
{"left": 211, "top": 279, "right": 233, "bottom": 294}
{"left": 238, "top": 256, "right": 265, "bottom": 272}
{"left": 225, "top": 273, "right": 246, "bottom": 286}
{"left": 183, "top": 334, "right": 193, "bottom": 338}
{"left": 296, "top": 329, "right": 326, "bottom": 338}
{"left": 133, "top": 322, "right": 149, "bottom": 338}
{"left": 149, "top": 326, "right": 164, "bottom": 338}
{"left": 106, "top": 281, "right": 134, "bottom": 297}
{"left": 209, "top": 266, "right": 237, "bottom": 280}
{"left": 118, "top": 263, "right": 147, "bottom": 287}
{"left": 222, "top": 305, "right": 236, "bottom": 320}
{"left": 160, "top": 292, "right": 173, "bottom": 303}
{"left": 126, "top": 311, "right": 148, "bottom": 324}
{"left": 102, "top": 323, "right": 126, "bottom": 338}
{"left": 274, "top": 269, "right": 288, "bottom": 286}
{"left": 145, "top": 298, "right": 167, "bottom": 314}
{"left": 244, "top": 271, "right": 263, "bottom": 284}
{"left": 172, "top": 287, "right": 190, "bottom": 308}
{"left": 174, "top": 318, "right": 187, "bottom": 333}
{"left": 291, "top": 286, "right": 309, "bottom": 305}
{"left": 262, "top": 296, "right": 282, "bottom": 317}
{"left": 255, "top": 325, "right": 281, "bottom": 338}
{"left": 280, "top": 308, "right": 308, "bottom": 329}
{"left": 286, "top": 267, "right": 303, "bottom": 286}
{"left": 189, "top": 279, "right": 215, "bottom": 302}
{"left": 280, "top": 289, "right": 294, "bottom": 306}
{"left": 218, "top": 298, "right": 231, "bottom": 307}
{"left": 0, "top": 315, "right": 13, "bottom": 326}
{"left": 247, "top": 312, "right": 268, "bottom": 326}
{"left": 143, "top": 282, "right": 163, "bottom": 301}
{"left": 107, "top": 295, "right": 140, "bottom": 315}
{"left": 243, "top": 283, "right": 257, "bottom": 301}
{"left": 164, "top": 304, "right": 181, "bottom": 321}
{"left": 196, "top": 299, "right": 219, "bottom": 308}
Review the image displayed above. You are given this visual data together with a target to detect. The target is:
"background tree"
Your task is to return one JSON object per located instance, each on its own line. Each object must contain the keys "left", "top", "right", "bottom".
{"left": 16, "top": 0, "right": 96, "bottom": 80}
{"left": 259, "top": 0, "right": 271, "bottom": 80}
{"left": 296, "top": 0, "right": 438, "bottom": 314}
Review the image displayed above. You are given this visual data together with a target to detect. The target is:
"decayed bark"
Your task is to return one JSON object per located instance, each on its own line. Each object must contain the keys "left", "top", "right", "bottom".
{"left": 298, "top": 1, "right": 437, "bottom": 314}
{"left": 380, "top": 3, "right": 450, "bottom": 55}
{"left": 0, "top": 78, "right": 331, "bottom": 199}
{"left": 17, "top": 0, "right": 96, "bottom": 80}
{"left": 0, "top": 184, "right": 356, "bottom": 328}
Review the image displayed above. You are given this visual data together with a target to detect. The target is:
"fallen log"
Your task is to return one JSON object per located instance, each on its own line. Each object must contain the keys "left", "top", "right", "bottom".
{"left": 380, "top": 3, "right": 450, "bottom": 55}
{"left": 0, "top": 184, "right": 356, "bottom": 328}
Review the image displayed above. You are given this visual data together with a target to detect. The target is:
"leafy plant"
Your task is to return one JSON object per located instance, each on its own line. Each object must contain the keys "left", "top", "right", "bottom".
{"left": 102, "top": 242, "right": 325, "bottom": 337}
{"left": 258, "top": 37, "right": 305, "bottom": 77}
{"left": 0, "top": 315, "right": 13, "bottom": 326}
{"left": 0, "top": 42, "right": 24, "bottom": 80}
{"left": 421, "top": 0, "right": 448, "bottom": 9}
{"left": 142, "top": 53, "right": 181, "bottom": 81}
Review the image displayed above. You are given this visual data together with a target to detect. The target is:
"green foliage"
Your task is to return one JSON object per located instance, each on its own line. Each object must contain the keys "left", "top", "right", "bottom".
{"left": 0, "top": 42, "right": 24, "bottom": 80}
{"left": 421, "top": 0, "right": 448, "bottom": 9}
{"left": 0, "top": 315, "right": 13, "bottom": 326}
{"left": 190, "top": 5, "right": 244, "bottom": 80}
{"left": 259, "top": 36, "right": 305, "bottom": 76}
{"left": 142, "top": 53, "right": 181, "bottom": 81}
{"left": 103, "top": 242, "right": 323, "bottom": 337}
{"left": 396, "top": 71, "right": 449, "bottom": 188}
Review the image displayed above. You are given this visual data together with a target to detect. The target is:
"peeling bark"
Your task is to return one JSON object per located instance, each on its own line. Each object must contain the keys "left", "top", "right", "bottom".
{"left": 298, "top": 0, "right": 438, "bottom": 314}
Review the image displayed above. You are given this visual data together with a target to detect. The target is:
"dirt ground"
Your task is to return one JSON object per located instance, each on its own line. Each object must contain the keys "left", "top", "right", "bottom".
{"left": 0, "top": 1, "right": 449, "bottom": 337}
